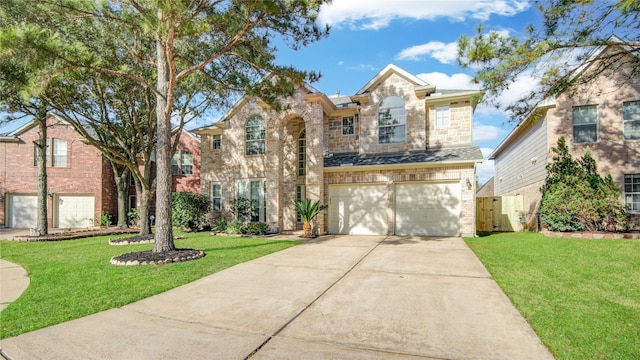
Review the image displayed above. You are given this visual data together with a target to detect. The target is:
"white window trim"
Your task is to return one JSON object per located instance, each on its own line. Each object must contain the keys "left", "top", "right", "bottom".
{"left": 211, "top": 183, "right": 221, "bottom": 211}
{"left": 435, "top": 105, "right": 450, "bottom": 128}
{"left": 378, "top": 96, "right": 407, "bottom": 144}
{"left": 342, "top": 116, "right": 354, "bottom": 135}
{"left": 572, "top": 105, "right": 599, "bottom": 144}
{"left": 211, "top": 134, "right": 221, "bottom": 150}
{"left": 623, "top": 101, "right": 640, "bottom": 141}
{"left": 625, "top": 174, "right": 640, "bottom": 214}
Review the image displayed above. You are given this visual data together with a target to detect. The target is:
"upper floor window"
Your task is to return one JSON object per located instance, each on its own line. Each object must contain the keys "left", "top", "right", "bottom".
{"left": 34, "top": 138, "right": 67, "bottom": 167}
{"left": 342, "top": 116, "right": 354, "bottom": 135}
{"left": 378, "top": 96, "right": 406, "bottom": 144}
{"left": 211, "top": 183, "right": 221, "bottom": 211}
{"left": 572, "top": 105, "right": 598, "bottom": 143}
{"left": 623, "top": 101, "right": 640, "bottom": 140}
{"left": 52, "top": 139, "right": 67, "bottom": 167}
{"left": 245, "top": 115, "right": 265, "bottom": 155}
{"left": 298, "top": 129, "right": 306, "bottom": 176}
{"left": 211, "top": 134, "right": 221, "bottom": 150}
{"left": 171, "top": 151, "right": 193, "bottom": 175}
{"left": 625, "top": 174, "right": 640, "bottom": 214}
{"left": 435, "top": 105, "right": 450, "bottom": 128}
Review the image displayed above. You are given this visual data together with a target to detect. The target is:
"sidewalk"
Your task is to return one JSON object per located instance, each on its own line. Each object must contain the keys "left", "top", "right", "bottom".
{"left": 0, "top": 259, "right": 30, "bottom": 313}
{"left": 0, "top": 235, "right": 554, "bottom": 359}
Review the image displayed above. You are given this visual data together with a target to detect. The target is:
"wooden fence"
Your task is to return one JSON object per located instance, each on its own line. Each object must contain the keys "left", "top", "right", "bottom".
{"left": 476, "top": 196, "right": 524, "bottom": 232}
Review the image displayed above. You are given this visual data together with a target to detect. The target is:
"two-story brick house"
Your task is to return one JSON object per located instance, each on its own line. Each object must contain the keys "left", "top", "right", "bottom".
{"left": 195, "top": 64, "right": 483, "bottom": 236}
{"left": 1, "top": 117, "right": 202, "bottom": 228}
{"left": 489, "top": 44, "right": 640, "bottom": 230}
{"left": 0, "top": 117, "right": 117, "bottom": 228}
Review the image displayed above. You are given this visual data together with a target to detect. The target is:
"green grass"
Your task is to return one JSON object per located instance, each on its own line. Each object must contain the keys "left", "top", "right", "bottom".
{"left": 465, "top": 232, "right": 640, "bottom": 360}
{"left": 0, "top": 231, "right": 298, "bottom": 339}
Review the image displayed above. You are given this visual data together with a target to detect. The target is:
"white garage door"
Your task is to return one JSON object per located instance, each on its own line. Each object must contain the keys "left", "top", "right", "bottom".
{"left": 329, "top": 184, "right": 388, "bottom": 235}
{"left": 395, "top": 182, "right": 461, "bottom": 236}
{"left": 56, "top": 195, "right": 95, "bottom": 228}
{"left": 8, "top": 194, "right": 37, "bottom": 228}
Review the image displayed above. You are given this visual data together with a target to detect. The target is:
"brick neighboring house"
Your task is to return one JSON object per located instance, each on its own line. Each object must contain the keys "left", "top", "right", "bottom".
{"left": 127, "top": 128, "right": 201, "bottom": 217}
{"left": 0, "top": 117, "right": 117, "bottom": 228}
{"left": 489, "top": 43, "right": 640, "bottom": 231}
{"left": 195, "top": 64, "right": 483, "bottom": 236}
{"left": 0, "top": 117, "right": 201, "bottom": 228}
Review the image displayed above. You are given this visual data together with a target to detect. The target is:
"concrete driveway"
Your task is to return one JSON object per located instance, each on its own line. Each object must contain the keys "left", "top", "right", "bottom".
{"left": 0, "top": 235, "right": 553, "bottom": 359}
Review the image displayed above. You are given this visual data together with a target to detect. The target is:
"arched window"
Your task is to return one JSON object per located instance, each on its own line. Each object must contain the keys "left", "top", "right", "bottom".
{"left": 245, "top": 115, "right": 265, "bottom": 155}
{"left": 298, "top": 129, "right": 306, "bottom": 176}
{"left": 378, "top": 96, "right": 406, "bottom": 144}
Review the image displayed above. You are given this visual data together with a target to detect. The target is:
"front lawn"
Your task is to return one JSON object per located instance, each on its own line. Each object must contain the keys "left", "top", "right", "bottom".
{"left": 0, "top": 231, "right": 298, "bottom": 339}
{"left": 465, "top": 232, "right": 640, "bottom": 360}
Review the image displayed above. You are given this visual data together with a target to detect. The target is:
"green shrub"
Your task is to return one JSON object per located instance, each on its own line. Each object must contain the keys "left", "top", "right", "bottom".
{"left": 172, "top": 192, "right": 211, "bottom": 231}
{"left": 244, "top": 222, "right": 270, "bottom": 235}
{"left": 214, "top": 219, "right": 228, "bottom": 232}
{"left": 229, "top": 197, "right": 255, "bottom": 222}
{"left": 127, "top": 208, "right": 139, "bottom": 226}
{"left": 540, "top": 137, "right": 628, "bottom": 232}
{"left": 100, "top": 211, "right": 112, "bottom": 226}
{"left": 225, "top": 220, "right": 244, "bottom": 235}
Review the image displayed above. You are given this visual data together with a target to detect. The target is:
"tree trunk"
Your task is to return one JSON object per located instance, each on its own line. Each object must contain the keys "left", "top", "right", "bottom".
{"left": 111, "top": 163, "right": 129, "bottom": 228}
{"left": 152, "top": 28, "right": 175, "bottom": 252}
{"left": 138, "top": 186, "right": 152, "bottom": 236}
{"left": 35, "top": 117, "right": 48, "bottom": 235}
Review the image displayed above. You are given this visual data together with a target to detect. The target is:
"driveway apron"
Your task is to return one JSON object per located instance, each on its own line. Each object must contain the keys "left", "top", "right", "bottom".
{"left": 0, "top": 235, "right": 553, "bottom": 360}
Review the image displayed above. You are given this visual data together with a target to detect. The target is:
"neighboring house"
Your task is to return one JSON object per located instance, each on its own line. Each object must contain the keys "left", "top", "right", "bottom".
{"left": 489, "top": 43, "right": 640, "bottom": 231}
{"left": 195, "top": 64, "right": 483, "bottom": 236}
{"left": 0, "top": 118, "right": 202, "bottom": 228}
{"left": 0, "top": 117, "right": 118, "bottom": 228}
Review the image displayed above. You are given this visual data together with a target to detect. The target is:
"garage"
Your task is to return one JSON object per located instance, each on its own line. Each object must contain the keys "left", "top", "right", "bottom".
{"left": 8, "top": 194, "right": 37, "bottom": 228}
{"left": 56, "top": 195, "right": 95, "bottom": 228}
{"left": 394, "top": 182, "right": 461, "bottom": 236}
{"left": 328, "top": 184, "right": 388, "bottom": 235}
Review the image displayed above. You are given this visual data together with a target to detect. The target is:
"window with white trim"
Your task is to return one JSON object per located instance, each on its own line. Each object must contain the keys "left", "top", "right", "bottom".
{"left": 342, "top": 116, "right": 354, "bottom": 135}
{"left": 296, "top": 184, "right": 305, "bottom": 223}
{"left": 435, "top": 105, "right": 450, "bottom": 128}
{"left": 623, "top": 101, "right": 640, "bottom": 140}
{"left": 378, "top": 96, "right": 406, "bottom": 144}
{"left": 211, "top": 134, "right": 221, "bottom": 150}
{"left": 298, "top": 129, "right": 306, "bottom": 176}
{"left": 625, "top": 174, "right": 640, "bottom": 214}
{"left": 52, "top": 139, "right": 67, "bottom": 167}
{"left": 211, "top": 183, "right": 221, "bottom": 211}
{"left": 34, "top": 138, "right": 67, "bottom": 167}
{"left": 245, "top": 115, "right": 265, "bottom": 155}
{"left": 171, "top": 151, "right": 193, "bottom": 175}
{"left": 236, "top": 179, "right": 266, "bottom": 222}
{"left": 572, "top": 105, "right": 598, "bottom": 143}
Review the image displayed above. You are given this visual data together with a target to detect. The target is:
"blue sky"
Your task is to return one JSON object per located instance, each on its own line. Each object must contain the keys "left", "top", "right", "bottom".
{"left": 1, "top": 0, "right": 542, "bottom": 184}
{"left": 270, "top": 0, "right": 543, "bottom": 184}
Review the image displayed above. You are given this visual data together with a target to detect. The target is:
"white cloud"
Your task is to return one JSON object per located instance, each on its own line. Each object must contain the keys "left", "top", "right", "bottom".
{"left": 473, "top": 121, "right": 506, "bottom": 142}
{"left": 318, "top": 0, "right": 529, "bottom": 30}
{"left": 396, "top": 41, "right": 458, "bottom": 63}
{"left": 476, "top": 147, "right": 496, "bottom": 184}
{"left": 416, "top": 72, "right": 478, "bottom": 89}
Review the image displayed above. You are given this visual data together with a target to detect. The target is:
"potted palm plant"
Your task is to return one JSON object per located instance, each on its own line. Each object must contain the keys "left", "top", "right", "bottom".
{"left": 295, "top": 199, "right": 328, "bottom": 238}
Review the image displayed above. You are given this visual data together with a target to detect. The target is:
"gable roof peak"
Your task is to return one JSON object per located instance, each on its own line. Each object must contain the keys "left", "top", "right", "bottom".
{"left": 356, "top": 63, "right": 429, "bottom": 95}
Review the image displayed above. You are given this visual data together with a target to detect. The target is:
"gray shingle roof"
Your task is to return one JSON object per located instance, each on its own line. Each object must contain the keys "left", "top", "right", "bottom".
{"left": 324, "top": 146, "right": 483, "bottom": 168}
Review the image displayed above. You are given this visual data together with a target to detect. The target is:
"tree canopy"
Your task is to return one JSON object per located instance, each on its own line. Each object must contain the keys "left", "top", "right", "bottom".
{"left": 458, "top": 0, "right": 640, "bottom": 121}
{"left": 1, "top": 0, "right": 330, "bottom": 253}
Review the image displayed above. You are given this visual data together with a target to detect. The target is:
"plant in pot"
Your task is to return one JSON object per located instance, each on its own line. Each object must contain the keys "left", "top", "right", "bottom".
{"left": 295, "top": 199, "right": 328, "bottom": 238}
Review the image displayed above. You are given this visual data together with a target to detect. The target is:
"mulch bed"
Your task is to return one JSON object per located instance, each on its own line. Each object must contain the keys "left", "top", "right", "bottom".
{"left": 10, "top": 227, "right": 139, "bottom": 242}
{"left": 110, "top": 248, "right": 205, "bottom": 266}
